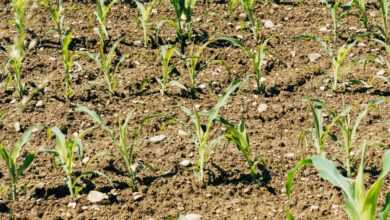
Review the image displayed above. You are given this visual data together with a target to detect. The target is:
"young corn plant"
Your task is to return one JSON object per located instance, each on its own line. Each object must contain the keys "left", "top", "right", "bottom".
{"left": 224, "top": 37, "right": 269, "bottom": 94}
{"left": 227, "top": 0, "right": 259, "bottom": 41}
{"left": 169, "top": 40, "right": 213, "bottom": 96}
{"left": 47, "top": 127, "right": 85, "bottom": 198}
{"left": 297, "top": 35, "right": 355, "bottom": 90}
{"left": 308, "top": 99, "right": 330, "bottom": 155}
{"left": 298, "top": 99, "right": 343, "bottom": 157}
{"left": 86, "top": 38, "right": 126, "bottom": 94}
{"left": 182, "top": 80, "right": 241, "bottom": 184}
{"left": 320, "top": 0, "right": 350, "bottom": 42}
{"left": 95, "top": 0, "right": 118, "bottom": 42}
{"left": 286, "top": 145, "right": 390, "bottom": 220}
{"left": 61, "top": 32, "right": 74, "bottom": 98}
{"left": 331, "top": 42, "right": 355, "bottom": 90}
{"left": 353, "top": 0, "right": 369, "bottom": 30}
{"left": 0, "top": 128, "right": 35, "bottom": 201}
{"left": 134, "top": 0, "right": 159, "bottom": 48}
{"left": 220, "top": 117, "right": 264, "bottom": 182}
{"left": 330, "top": 99, "right": 383, "bottom": 177}
{"left": 40, "top": 0, "right": 75, "bottom": 98}
{"left": 157, "top": 45, "right": 177, "bottom": 95}
{"left": 170, "top": 0, "right": 198, "bottom": 52}
{"left": 90, "top": 0, "right": 125, "bottom": 94}
{"left": 8, "top": 0, "right": 27, "bottom": 98}
{"left": 76, "top": 106, "right": 144, "bottom": 190}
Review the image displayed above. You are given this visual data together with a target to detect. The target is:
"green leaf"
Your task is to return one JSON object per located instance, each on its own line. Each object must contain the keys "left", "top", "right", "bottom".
{"left": 208, "top": 80, "right": 241, "bottom": 122}
{"left": 17, "top": 153, "right": 35, "bottom": 177}
{"left": 286, "top": 158, "right": 312, "bottom": 199}
{"left": 76, "top": 105, "right": 105, "bottom": 126}
{"left": 311, "top": 155, "right": 354, "bottom": 201}
{"left": 0, "top": 144, "right": 10, "bottom": 165}
{"left": 51, "top": 127, "right": 67, "bottom": 162}
{"left": 11, "top": 128, "right": 33, "bottom": 162}
{"left": 380, "top": 193, "right": 390, "bottom": 220}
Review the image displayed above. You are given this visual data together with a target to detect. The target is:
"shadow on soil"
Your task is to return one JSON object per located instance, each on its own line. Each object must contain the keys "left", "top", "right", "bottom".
{"left": 0, "top": 202, "right": 9, "bottom": 213}
{"left": 208, "top": 162, "right": 276, "bottom": 195}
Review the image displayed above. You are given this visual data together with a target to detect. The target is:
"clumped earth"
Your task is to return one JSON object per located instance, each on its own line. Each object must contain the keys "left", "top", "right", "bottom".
{"left": 0, "top": 0, "right": 389, "bottom": 219}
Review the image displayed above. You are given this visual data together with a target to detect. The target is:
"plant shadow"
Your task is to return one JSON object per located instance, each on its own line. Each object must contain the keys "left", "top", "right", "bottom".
{"left": 207, "top": 162, "right": 276, "bottom": 195}
{"left": 0, "top": 201, "right": 9, "bottom": 213}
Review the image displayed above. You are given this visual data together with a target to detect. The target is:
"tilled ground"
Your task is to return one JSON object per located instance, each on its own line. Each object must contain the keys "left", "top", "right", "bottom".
{"left": 0, "top": 0, "right": 389, "bottom": 219}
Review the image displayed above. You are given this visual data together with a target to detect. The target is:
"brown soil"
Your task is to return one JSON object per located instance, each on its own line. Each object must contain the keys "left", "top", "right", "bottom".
{"left": 0, "top": 0, "right": 389, "bottom": 219}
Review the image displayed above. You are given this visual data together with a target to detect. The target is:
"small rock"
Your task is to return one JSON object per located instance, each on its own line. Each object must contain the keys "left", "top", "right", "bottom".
{"left": 357, "top": 42, "right": 366, "bottom": 47}
{"left": 28, "top": 39, "right": 38, "bottom": 50}
{"left": 132, "top": 192, "right": 144, "bottom": 201}
{"left": 179, "top": 214, "right": 202, "bottom": 220}
{"left": 133, "top": 40, "right": 143, "bottom": 47}
{"left": 308, "top": 53, "right": 321, "bottom": 63}
{"left": 319, "top": 26, "right": 328, "bottom": 32}
{"left": 198, "top": 84, "right": 206, "bottom": 89}
{"left": 87, "top": 191, "right": 108, "bottom": 203}
{"left": 179, "top": 159, "right": 191, "bottom": 167}
{"left": 262, "top": 20, "right": 274, "bottom": 29}
{"left": 376, "top": 69, "right": 385, "bottom": 76}
{"left": 14, "top": 122, "right": 21, "bottom": 132}
{"left": 67, "top": 202, "right": 76, "bottom": 209}
{"left": 82, "top": 156, "right": 90, "bottom": 164}
{"left": 257, "top": 103, "right": 268, "bottom": 113}
{"left": 35, "top": 100, "right": 44, "bottom": 107}
{"left": 148, "top": 135, "right": 166, "bottom": 143}
{"left": 319, "top": 86, "right": 326, "bottom": 91}
{"left": 178, "top": 129, "right": 189, "bottom": 137}
{"left": 285, "top": 153, "right": 295, "bottom": 158}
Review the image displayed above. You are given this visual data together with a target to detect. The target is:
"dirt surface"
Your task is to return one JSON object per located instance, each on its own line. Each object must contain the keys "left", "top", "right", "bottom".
{"left": 0, "top": 0, "right": 389, "bottom": 219}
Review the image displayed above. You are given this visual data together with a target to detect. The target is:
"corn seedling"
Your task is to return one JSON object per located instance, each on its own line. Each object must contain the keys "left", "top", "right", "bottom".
{"left": 227, "top": 0, "right": 260, "bottom": 41}
{"left": 134, "top": 0, "right": 159, "bottom": 47}
{"left": 299, "top": 99, "right": 341, "bottom": 155}
{"left": 320, "top": 0, "right": 350, "bottom": 42}
{"left": 286, "top": 144, "right": 390, "bottom": 220}
{"left": 170, "top": 39, "right": 216, "bottom": 96}
{"left": 47, "top": 127, "right": 84, "bottom": 198}
{"left": 157, "top": 45, "right": 177, "bottom": 95}
{"left": 220, "top": 117, "right": 264, "bottom": 182}
{"left": 95, "top": 0, "right": 118, "bottom": 42}
{"left": 297, "top": 35, "right": 355, "bottom": 90}
{"left": 308, "top": 99, "right": 329, "bottom": 155}
{"left": 170, "top": 0, "right": 197, "bottom": 51}
{"left": 353, "top": 0, "right": 369, "bottom": 30}
{"left": 61, "top": 32, "right": 74, "bottom": 98}
{"left": 40, "top": 0, "right": 75, "bottom": 98}
{"left": 331, "top": 42, "right": 355, "bottom": 90}
{"left": 0, "top": 128, "right": 35, "bottom": 200}
{"left": 329, "top": 99, "right": 383, "bottom": 177}
{"left": 182, "top": 80, "right": 241, "bottom": 184}
{"left": 46, "top": 127, "right": 110, "bottom": 198}
{"left": 7, "top": 0, "right": 27, "bottom": 98}
{"left": 90, "top": 0, "right": 126, "bottom": 94}
{"left": 76, "top": 106, "right": 147, "bottom": 190}
{"left": 86, "top": 38, "right": 127, "bottom": 94}
{"left": 222, "top": 37, "right": 269, "bottom": 94}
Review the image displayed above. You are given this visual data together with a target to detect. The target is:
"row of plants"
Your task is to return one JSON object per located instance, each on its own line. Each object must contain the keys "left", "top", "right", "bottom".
{"left": 1, "top": 82, "right": 388, "bottom": 219}
{"left": 2, "top": 0, "right": 389, "bottom": 100}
